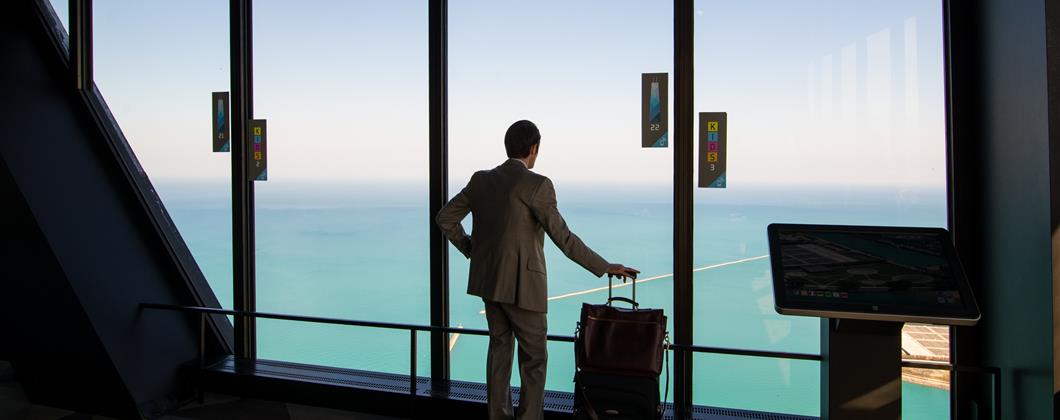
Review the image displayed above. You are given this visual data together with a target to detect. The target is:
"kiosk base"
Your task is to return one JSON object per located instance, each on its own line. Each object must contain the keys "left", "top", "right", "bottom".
{"left": 821, "top": 318, "right": 904, "bottom": 420}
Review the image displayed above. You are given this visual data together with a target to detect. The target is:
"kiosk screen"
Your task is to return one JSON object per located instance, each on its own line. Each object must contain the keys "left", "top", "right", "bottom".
{"left": 767, "top": 224, "right": 979, "bottom": 325}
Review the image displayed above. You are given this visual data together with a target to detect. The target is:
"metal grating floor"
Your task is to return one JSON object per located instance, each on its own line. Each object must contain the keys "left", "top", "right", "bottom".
{"left": 206, "top": 356, "right": 817, "bottom": 420}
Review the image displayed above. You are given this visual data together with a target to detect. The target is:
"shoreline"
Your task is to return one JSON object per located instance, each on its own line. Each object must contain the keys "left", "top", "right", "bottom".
{"left": 903, "top": 367, "right": 950, "bottom": 391}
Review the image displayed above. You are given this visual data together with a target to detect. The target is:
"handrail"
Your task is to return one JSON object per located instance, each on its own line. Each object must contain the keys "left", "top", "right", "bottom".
{"left": 140, "top": 303, "right": 821, "bottom": 360}
{"left": 681, "top": 344, "right": 821, "bottom": 362}
{"left": 141, "top": 302, "right": 571, "bottom": 342}
{"left": 141, "top": 302, "right": 1005, "bottom": 366}
{"left": 141, "top": 302, "right": 1001, "bottom": 419}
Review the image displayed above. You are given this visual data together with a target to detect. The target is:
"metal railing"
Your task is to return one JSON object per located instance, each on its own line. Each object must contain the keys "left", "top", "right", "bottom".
{"left": 140, "top": 303, "right": 1000, "bottom": 418}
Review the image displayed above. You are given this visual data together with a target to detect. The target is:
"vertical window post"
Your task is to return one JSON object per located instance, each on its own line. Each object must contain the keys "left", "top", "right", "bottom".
{"left": 429, "top": 0, "right": 451, "bottom": 382}
{"left": 673, "top": 0, "right": 695, "bottom": 417}
{"left": 230, "top": 0, "right": 256, "bottom": 359}
{"left": 70, "top": 0, "right": 91, "bottom": 90}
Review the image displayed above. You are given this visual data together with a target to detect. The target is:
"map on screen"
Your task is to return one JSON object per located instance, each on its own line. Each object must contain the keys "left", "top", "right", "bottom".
{"left": 768, "top": 224, "right": 979, "bottom": 325}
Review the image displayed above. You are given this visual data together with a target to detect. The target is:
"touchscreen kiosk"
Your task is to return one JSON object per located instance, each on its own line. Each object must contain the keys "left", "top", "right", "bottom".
{"left": 767, "top": 224, "right": 979, "bottom": 420}
{"left": 767, "top": 223, "right": 979, "bottom": 325}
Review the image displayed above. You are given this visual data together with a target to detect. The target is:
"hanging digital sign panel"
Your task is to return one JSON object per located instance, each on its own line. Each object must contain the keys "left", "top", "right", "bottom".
{"left": 641, "top": 73, "right": 668, "bottom": 148}
{"left": 212, "top": 92, "right": 230, "bottom": 152}
{"left": 249, "top": 119, "right": 267, "bottom": 181}
{"left": 698, "top": 112, "right": 726, "bottom": 188}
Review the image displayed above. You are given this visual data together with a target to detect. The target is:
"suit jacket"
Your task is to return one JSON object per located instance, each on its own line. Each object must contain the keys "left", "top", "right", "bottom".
{"left": 436, "top": 159, "right": 610, "bottom": 313}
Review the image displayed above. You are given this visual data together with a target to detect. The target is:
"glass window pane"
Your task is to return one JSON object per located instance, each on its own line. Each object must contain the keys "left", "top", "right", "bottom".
{"left": 902, "top": 324, "right": 951, "bottom": 419}
{"left": 93, "top": 1, "right": 232, "bottom": 309}
{"left": 448, "top": 0, "right": 674, "bottom": 393}
{"left": 252, "top": 1, "right": 428, "bottom": 373}
{"left": 256, "top": 320, "right": 430, "bottom": 379}
{"left": 692, "top": 0, "right": 948, "bottom": 415}
{"left": 693, "top": 354, "right": 820, "bottom": 416}
{"left": 48, "top": 0, "right": 69, "bottom": 33}
{"left": 902, "top": 374, "right": 951, "bottom": 420}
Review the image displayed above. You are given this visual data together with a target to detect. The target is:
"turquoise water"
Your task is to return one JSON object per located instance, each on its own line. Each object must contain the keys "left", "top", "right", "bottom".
{"left": 161, "top": 182, "right": 949, "bottom": 418}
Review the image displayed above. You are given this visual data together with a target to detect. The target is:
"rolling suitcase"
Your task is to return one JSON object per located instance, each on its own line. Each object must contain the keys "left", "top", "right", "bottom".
{"left": 574, "top": 273, "right": 669, "bottom": 420}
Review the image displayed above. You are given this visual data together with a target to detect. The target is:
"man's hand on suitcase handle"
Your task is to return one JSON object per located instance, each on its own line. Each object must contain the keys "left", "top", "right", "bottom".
{"left": 606, "top": 264, "right": 640, "bottom": 280}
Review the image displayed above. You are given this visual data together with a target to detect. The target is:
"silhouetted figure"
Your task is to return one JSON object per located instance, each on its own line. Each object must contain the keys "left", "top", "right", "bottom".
{"left": 436, "top": 120, "right": 639, "bottom": 420}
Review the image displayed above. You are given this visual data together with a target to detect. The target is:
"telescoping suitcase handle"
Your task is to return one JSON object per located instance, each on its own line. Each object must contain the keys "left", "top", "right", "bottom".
{"left": 606, "top": 273, "right": 638, "bottom": 308}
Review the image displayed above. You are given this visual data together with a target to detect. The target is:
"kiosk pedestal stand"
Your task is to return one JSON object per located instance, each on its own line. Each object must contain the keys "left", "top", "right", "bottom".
{"left": 821, "top": 318, "right": 904, "bottom": 420}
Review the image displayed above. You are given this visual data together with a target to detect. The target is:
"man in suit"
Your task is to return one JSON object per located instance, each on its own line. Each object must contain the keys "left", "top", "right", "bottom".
{"left": 436, "top": 120, "right": 639, "bottom": 420}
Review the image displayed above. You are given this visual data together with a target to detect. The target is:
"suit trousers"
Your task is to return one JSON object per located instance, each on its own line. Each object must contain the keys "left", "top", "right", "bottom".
{"left": 482, "top": 299, "right": 548, "bottom": 420}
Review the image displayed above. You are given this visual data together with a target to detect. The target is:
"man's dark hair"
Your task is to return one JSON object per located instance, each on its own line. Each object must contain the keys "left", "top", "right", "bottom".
{"left": 504, "top": 120, "right": 541, "bottom": 158}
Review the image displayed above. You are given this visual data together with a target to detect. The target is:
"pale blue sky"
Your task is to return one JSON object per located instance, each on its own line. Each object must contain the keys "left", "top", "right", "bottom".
{"left": 48, "top": 0, "right": 68, "bottom": 30}
{"left": 82, "top": 0, "right": 944, "bottom": 189}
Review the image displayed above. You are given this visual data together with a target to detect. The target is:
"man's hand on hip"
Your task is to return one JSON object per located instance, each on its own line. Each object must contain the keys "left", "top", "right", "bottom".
{"left": 606, "top": 263, "right": 640, "bottom": 279}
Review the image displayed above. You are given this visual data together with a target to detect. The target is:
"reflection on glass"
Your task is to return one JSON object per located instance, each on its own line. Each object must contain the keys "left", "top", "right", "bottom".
{"left": 447, "top": 0, "right": 674, "bottom": 393}
{"left": 251, "top": 1, "right": 428, "bottom": 373}
{"left": 93, "top": 1, "right": 232, "bottom": 308}
{"left": 693, "top": 0, "right": 948, "bottom": 416}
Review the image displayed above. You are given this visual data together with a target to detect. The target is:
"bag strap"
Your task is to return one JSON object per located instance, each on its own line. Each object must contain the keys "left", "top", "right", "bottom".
{"left": 573, "top": 324, "right": 599, "bottom": 420}
{"left": 660, "top": 333, "right": 670, "bottom": 419}
{"left": 575, "top": 373, "right": 601, "bottom": 420}
{"left": 579, "top": 385, "right": 602, "bottom": 420}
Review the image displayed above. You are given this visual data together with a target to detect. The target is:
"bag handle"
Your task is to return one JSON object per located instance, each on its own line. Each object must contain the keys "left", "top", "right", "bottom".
{"left": 606, "top": 273, "right": 638, "bottom": 308}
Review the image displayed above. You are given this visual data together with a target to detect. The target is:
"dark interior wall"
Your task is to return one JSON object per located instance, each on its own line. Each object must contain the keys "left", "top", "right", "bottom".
{"left": 950, "top": 0, "right": 1054, "bottom": 418}
{"left": 0, "top": 1, "right": 229, "bottom": 418}
{"left": 0, "top": 156, "right": 140, "bottom": 419}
